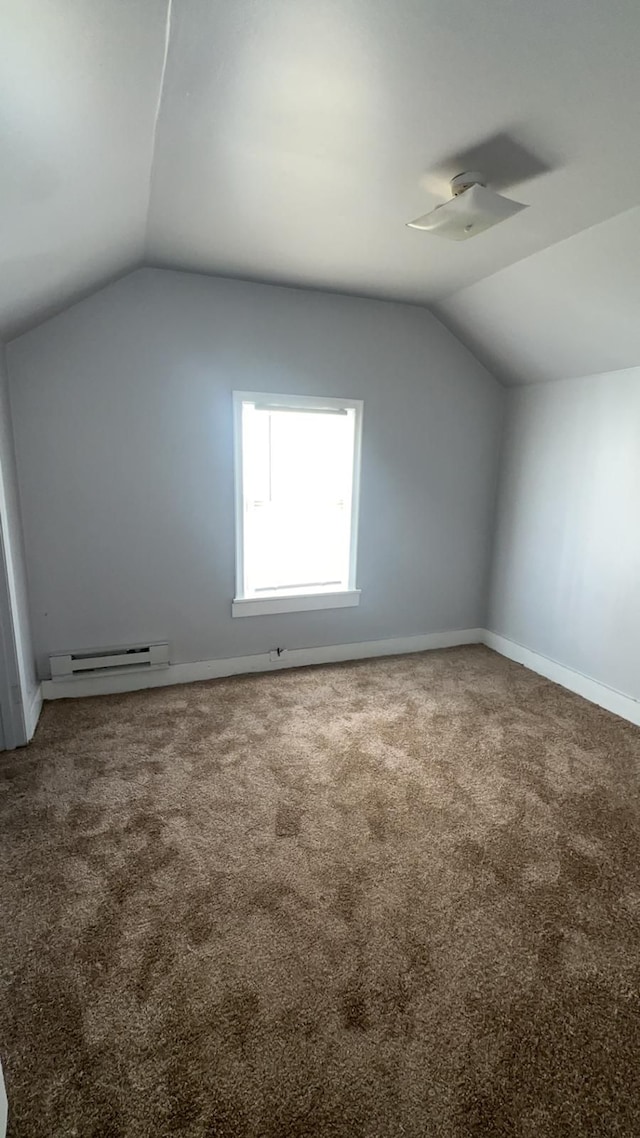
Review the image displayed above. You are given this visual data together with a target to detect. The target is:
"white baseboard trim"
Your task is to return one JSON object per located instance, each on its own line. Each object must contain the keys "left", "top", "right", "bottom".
{"left": 38, "top": 627, "right": 640, "bottom": 728}
{"left": 483, "top": 630, "right": 640, "bottom": 727}
{"left": 25, "top": 683, "right": 43, "bottom": 740}
{"left": 41, "top": 628, "right": 484, "bottom": 700}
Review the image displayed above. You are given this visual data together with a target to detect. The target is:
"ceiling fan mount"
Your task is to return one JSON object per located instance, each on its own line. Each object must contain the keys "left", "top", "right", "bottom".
{"left": 450, "top": 171, "right": 485, "bottom": 196}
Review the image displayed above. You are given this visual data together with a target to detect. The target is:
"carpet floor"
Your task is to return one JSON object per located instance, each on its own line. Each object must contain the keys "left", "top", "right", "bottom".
{"left": 1, "top": 645, "right": 640, "bottom": 1137}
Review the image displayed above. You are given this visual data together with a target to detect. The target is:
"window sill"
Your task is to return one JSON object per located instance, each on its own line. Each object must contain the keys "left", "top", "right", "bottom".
{"left": 232, "top": 590, "right": 361, "bottom": 618}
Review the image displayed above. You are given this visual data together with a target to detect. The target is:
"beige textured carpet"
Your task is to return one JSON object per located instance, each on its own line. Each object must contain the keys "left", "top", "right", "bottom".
{"left": 1, "top": 645, "right": 640, "bottom": 1137}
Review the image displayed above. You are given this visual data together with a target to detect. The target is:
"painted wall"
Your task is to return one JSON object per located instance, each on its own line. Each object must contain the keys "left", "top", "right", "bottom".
{"left": 0, "top": 346, "right": 38, "bottom": 739}
{"left": 489, "top": 368, "right": 640, "bottom": 701}
{"left": 7, "top": 269, "right": 503, "bottom": 678}
{"left": 0, "top": 1057, "right": 6, "bottom": 1138}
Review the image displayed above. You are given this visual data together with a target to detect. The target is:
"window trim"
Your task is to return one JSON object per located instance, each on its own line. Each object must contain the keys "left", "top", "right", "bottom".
{"left": 232, "top": 390, "right": 363, "bottom": 618}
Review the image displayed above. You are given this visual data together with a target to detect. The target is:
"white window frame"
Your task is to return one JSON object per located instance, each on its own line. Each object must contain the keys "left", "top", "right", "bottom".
{"left": 232, "top": 390, "right": 363, "bottom": 618}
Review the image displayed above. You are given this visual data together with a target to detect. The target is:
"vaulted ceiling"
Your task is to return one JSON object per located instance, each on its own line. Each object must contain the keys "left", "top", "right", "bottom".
{"left": 1, "top": 0, "right": 167, "bottom": 340}
{"left": 3, "top": 0, "right": 640, "bottom": 383}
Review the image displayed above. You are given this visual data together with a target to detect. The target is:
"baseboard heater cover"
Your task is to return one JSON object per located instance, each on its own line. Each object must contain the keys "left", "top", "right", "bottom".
{"left": 49, "top": 643, "right": 170, "bottom": 681}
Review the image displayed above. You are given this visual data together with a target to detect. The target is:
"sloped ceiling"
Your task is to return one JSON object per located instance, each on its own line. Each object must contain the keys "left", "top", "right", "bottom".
{"left": 434, "top": 206, "right": 640, "bottom": 385}
{"left": 3, "top": 0, "right": 640, "bottom": 381}
{"left": 0, "top": 0, "right": 168, "bottom": 339}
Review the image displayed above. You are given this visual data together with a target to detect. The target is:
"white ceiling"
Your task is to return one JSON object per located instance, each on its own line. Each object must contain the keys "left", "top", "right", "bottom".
{"left": 434, "top": 206, "right": 640, "bottom": 385}
{"left": 0, "top": 0, "right": 167, "bottom": 339}
{"left": 3, "top": 0, "right": 640, "bottom": 375}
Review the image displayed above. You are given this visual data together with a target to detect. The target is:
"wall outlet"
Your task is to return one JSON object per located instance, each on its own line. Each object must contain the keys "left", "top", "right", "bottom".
{"left": 269, "top": 647, "right": 287, "bottom": 663}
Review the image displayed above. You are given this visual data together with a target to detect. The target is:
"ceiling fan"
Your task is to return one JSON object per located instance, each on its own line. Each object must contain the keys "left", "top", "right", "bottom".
{"left": 407, "top": 171, "right": 527, "bottom": 241}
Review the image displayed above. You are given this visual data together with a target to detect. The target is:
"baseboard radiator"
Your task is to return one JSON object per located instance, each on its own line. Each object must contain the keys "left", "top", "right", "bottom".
{"left": 49, "top": 643, "right": 170, "bottom": 682}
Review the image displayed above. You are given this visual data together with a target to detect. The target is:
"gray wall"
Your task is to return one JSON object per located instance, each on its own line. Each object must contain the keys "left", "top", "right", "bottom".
{"left": 7, "top": 269, "right": 503, "bottom": 678}
{"left": 489, "top": 368, "right": 640, "bottom": 700}
{"left": 0, "top": 346, "right": 38, "bottom": 731}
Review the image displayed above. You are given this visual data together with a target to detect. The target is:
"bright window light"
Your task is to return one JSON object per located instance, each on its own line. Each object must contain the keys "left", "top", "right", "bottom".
{"left": 233, "top": 392, "right": 363, "bottom": 617}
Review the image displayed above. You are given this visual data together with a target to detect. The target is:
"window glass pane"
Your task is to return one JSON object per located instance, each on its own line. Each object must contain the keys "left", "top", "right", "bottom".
{"left": 240, "top": 400, "right": 357, "bottom": 596}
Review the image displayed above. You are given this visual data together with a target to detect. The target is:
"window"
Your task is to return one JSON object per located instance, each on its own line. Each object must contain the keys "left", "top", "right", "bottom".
{"left": 232, "top": 391, "right": 363, "bottom": 617}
